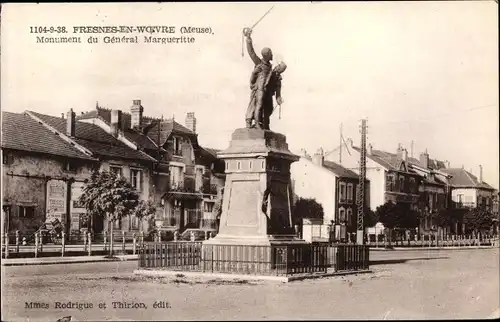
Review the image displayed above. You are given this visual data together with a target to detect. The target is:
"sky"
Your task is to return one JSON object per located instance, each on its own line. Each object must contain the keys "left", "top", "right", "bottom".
{"left": 1, "top": 2, "right": 498, "bottom": 188}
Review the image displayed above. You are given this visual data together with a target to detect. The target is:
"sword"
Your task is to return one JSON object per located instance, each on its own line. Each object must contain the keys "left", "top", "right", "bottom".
{"left": 241, "top": 5, "right": 275, "bottom": 57}
{"left": 250, "top": 5, "right": 275, "bottom": 30}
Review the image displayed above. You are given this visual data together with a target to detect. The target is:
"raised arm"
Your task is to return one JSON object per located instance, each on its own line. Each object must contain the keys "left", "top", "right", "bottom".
{"left": 245, "top": 35, "right": 261, "bottom": 66}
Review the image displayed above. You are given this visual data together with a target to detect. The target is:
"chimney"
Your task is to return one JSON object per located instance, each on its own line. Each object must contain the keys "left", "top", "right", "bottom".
{"left": 110, "top": 109, "right": 123, "bottom": 137}
{"left": 368, "top": 143, "right": 373, "bottom": 155}
{"left": 61, "top": 113, "right": 65, "bottom": 119}
{"left": 66, "top": 108, "right": 76, "bottom": 137}
{"left": 130, "top": 99, "right": 143, "bottom": 129}
{"left": 419, "top": 149, "right": 429, "bottom": 169}
{"left": 396, "top": 143, "right": 402, "bottom": 159}
{"left": 403, "top": 148, "right": 408, "bottom": 162}
{"left": 299, "top": 148, "right": 308, "bottom": 157}
{"left": 312, "top": 148, "right": 324, "bottom": 167}
{"left": 479, "top": 165, "right": 483, "bottom": 183}
{"left": 185, "top": 112, "right": 196, "bottom": 133}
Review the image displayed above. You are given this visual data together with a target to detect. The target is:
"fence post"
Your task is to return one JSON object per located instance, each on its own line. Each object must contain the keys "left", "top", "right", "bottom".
{"left": 34, "top": 233, "right": 39, "bottom": 258}
{"left": 61, "top": 232, "right": 66, "bottom": 257}
{"left": 204, "top": 230, "right": 208, "bottom": 240}
{"left": 103, "top": 231, "right": 107, "bottom": 252}
{"left": 88, "top": 232, "right": 92, "bottom": 256}
{"left": 158, "top": 231, "right": 162, "bottom": 243}
{"left": 122, "top": 231, "right": 126, "bottom": 253}
{"left": 133, "top": 233, "right": 137, "bottom": 255}
{"left": 174, "top": 230, "right": 178, "bottom": 242}
{"left": 208, "top": 231, "right": 212, "bottom": 239}
{"left": 4, "top": 234, "right": 9, "bottom": 259}
{"left": 190, "top": 231, "right": 195, "bottom": 242}
{"left": 83, "top": 231, "right": 88, "bottom": 252}
{"left": 39, "top": 232, "right": 43, "bottom": 253}
{"left": 15, "top": 230, "right": 20, "bottom": 253}
{"left": 140, "top": 230, "right": 144, "bottom": 246}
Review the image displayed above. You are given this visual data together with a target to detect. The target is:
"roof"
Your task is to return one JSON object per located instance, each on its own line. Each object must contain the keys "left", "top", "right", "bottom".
{"left": 77, "top": 107, "right": 195, "bottom": 148}
{"left": 353, "top": 146, "right": 418, "bottom": 174}
{"left": 28, "top": 111, "right": 154, "bottom": 162}
{"left": 200, "top": 147, "right": 221, "bottom": 159}
{"left": 323, "top": 160, "right": 360, "bottom": 179}
{"left": 441, "top": 168, "right": 495, "bottom": 190}
{"left": 145, "top": 119, "right": 196, "bottom": 146}
{"left": 1, "top": 112, "right": 95, "bottom": 161}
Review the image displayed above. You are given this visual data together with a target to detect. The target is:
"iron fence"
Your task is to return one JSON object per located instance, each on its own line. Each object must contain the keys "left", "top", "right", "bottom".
{"left": 138, "top": 242, "right": 369, "bottom": 276}
{"left": 365, "top": 233, "right": 498, "bottom": 248}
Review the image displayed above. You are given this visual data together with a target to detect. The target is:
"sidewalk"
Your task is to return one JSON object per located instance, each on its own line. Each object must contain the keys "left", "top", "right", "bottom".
{"left": 1, "top": 254, "right": 138, "bottom": 266}
{"left": 370, "top": 245, "right": 499, "bottom": 251}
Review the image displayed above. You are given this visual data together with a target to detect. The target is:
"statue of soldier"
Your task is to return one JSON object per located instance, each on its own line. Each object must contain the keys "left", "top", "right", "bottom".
{"left": 261, "top": 62, "right": 286, "bottom": 130}
{"left": 243, "top": 27, "right": 274, "bottom": 129}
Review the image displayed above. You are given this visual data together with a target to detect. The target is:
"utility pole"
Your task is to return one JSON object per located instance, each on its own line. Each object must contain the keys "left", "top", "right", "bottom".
{"left": 357, "top": 119, "right": 368, "bottom": 245}
{"left": 339, "top": 123, "right": 343, "bottom": 163}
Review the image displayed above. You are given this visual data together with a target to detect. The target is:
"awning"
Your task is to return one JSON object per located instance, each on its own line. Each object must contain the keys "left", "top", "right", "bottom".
{"left": 162, "top": 191, "right": 203, "bottom": 201}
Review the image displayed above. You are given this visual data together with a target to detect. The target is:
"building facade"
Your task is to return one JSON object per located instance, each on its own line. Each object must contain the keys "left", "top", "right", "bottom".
{"left": 77, "top": 100, "right": 225, "bottom": 236}
{"left": 2, "top": 109, "right": 157, "bottom": 240}
{"left": 291, "top": 148, "right": 364, "bottom": 242}
{"left": 329, "top": 141, "right": 421, "bottom": 214}
{"left": 2, "top": 112, "right": 97, "bottom": 238}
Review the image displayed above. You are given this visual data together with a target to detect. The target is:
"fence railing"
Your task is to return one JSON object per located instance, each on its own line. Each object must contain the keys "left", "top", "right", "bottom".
{"left": 138, "top": 242, "right": 369, "bottom": 276}
{"left": 366, "top": 233, "right": 499, "bottom": 248}
{"left": 1, "top": 230, "right": 148, "bottom": 258}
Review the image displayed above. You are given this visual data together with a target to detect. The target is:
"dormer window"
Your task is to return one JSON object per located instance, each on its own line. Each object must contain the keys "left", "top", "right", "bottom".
{"left": 172, "top": 136, "right": 182, "bottom": 156}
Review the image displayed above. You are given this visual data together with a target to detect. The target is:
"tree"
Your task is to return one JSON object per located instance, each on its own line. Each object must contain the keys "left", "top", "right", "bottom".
{"left": 363, "top": 207, "right": 379, "bottom": 228}
{"left": 375, "top": 201, "right": 397, "bottom": 246}
{"left": 376, "top": 201, "right": 420, "bottom": 246}
{"left": 291, "top": 197, "right": 324, "bottom": 226}
{"left": 463, "top": 206, "right": 495, "bottom": 234}
{"left": 395, "top": 203, "right": 420, "bottom": 230}
{"left": 435, "top": 208, "right": 466, "bottom": 233}
{"left": 79, "top": 170, "right": 141, "bottom": 257}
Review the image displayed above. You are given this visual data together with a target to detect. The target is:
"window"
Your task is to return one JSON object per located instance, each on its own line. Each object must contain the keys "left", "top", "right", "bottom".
{"left": 204, "top": 202, "right": 214, "bottom": 213}
{"left": 130, "top": 169, "right": 143, "bottom": 191}
{"left": 110, "top": 166, "right": 123, "bottom": 177}
{"left": 346, "top": 183, "right": 354, "bottom": 203}
{"left": 338, "top": 208, "right": 346, "bottom": 224}
{"left": 399, "top": 176, "right": 405, "bottom": 192}
{"left": 172, "top": 137, "right": 182, "bottom": 156}
{"left": 346, "top": 208, "right": 352, "bottom": 226}
{"left": 169, "top": 165, "right": 184, "bottom": 189}
{"left": 195, "top": 167, "right": 203, "bottom": 192}
{"left": 386, "top": 174, "right": 395, "bottom": 191}
{"left": 339, "top": 183, "right": 346, "bottom": 202}
{"left": 409, "top": 178, "right": 416, "bottom": 193}
{"left": 130, "top": 215, "right": 140, "bottom": 230}
{"left": 19, "top": 206, "right": 35, "bottom": 219}
{"left": 65, "top": 160, "right": 78, "bottom": 173}
{"left": 3, "top": 153, "right": 11, "bottom": 165}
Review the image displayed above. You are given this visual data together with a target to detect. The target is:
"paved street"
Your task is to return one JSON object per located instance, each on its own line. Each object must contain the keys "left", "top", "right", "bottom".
{"left": 2, "top": 249, "right": 499, "bottom": 321}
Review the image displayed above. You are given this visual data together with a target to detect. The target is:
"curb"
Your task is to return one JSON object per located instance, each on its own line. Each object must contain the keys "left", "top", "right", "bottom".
{"left": 369, "top": 246, "right": 499, "bottom": 251}
{"left": 133, "top": 268, "right": 372, "bottom": 283}
{"left": 1, "top": 255, "right": 138, "bottom": 266}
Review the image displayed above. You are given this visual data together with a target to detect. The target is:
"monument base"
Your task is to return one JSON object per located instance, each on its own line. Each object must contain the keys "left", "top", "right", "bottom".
{"left": 202, "top": 234, "right": 308, "bottom": 247}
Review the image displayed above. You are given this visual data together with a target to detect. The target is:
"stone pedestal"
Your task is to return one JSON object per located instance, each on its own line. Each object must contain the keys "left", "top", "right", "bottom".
{"left": 203, "top": 128, "right": 306, "bottom": 247}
